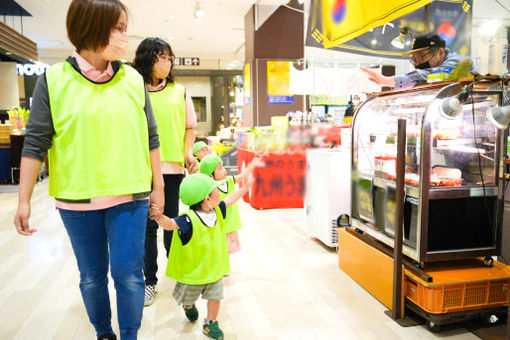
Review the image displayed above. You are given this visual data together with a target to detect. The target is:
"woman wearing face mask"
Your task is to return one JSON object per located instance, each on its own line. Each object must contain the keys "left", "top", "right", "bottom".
{"left": 13, "top": 1, "right": 164, "bottom": 339}
{"left": 133, "top": 38, "right": 198, "bottom": 307}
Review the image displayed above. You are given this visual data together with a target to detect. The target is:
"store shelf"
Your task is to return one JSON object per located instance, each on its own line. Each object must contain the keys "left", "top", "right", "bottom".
{"left": 428, "top": 185, "right": 498, "bottom": 199}
{"left": 372, "top": 175, "right": 419, "bottom": 198}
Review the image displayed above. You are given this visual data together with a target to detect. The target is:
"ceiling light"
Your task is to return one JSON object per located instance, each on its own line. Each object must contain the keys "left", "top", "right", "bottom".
{"left": 5, "top": 51, "right": 12, "bottom": 55}
{"left": 297, "top": 0, "right": 305, "bottom": 3}
{"left": 486, "top": 106, "right": 510, "bottom": 129}
{"left": 480, "top": 20, "right": 501, "bottom": 37}
{"left": 169, "top": 15, "right": 176, "bottom": 19}
{"left": 194, "top": 2, "right": 204, "bottom": 21}
{"left": 168, "top": 36, "right": 175, "bottom": 40}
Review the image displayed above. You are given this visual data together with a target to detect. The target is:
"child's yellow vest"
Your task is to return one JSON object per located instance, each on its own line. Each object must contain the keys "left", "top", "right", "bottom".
{"left": 219, "top": 176, "right": 242, "bottom": 233}
{"left": 166, "top": 206, "right": 230, "bottom": 285}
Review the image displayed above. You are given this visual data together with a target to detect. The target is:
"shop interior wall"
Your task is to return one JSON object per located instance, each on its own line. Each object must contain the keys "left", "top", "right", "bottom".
{"left": 174, "top": 76, "right": 212, "bottom": 137}
{"left": 471, "top": 0, "right": 510, "bottom": 62}
{"left": 0, "top": 62, "right": 19, "bottom": 110}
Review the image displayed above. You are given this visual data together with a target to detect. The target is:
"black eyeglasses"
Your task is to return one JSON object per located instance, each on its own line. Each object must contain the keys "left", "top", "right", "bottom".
{"left": 411, "top": 50, "right": 434, "bottom": 64}
{"left": 157, "top": 54, "right": 174, "bottom": 62}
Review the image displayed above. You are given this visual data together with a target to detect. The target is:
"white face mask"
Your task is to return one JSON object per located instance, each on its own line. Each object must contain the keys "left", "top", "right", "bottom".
{"left": 100, "top": 31, "right": 128, "bottom": 61}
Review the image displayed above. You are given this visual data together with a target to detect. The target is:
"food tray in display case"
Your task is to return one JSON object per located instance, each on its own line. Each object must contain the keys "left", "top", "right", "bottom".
{"left": 350, "top": 80, "right": 506, "bottom": 264}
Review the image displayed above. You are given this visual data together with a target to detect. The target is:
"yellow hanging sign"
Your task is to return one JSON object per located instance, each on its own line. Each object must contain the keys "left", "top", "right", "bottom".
{"left": 321, "top": 0, "right": 434, "bottom": 49}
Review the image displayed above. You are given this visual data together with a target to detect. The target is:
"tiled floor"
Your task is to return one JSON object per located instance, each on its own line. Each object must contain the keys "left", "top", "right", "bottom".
{"left": 0, "top": 178, "right": 481, "bottom": 339}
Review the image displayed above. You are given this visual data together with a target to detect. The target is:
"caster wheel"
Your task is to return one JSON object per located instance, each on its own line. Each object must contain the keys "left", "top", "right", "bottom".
{"left": 487, "top": 314, "right": 499, "bottom": 324}
{"left": 427, "top": 321, "right": 441, "bottom": 333}
{"left": 483, "top": 257, "right": 494, "bottom": 267}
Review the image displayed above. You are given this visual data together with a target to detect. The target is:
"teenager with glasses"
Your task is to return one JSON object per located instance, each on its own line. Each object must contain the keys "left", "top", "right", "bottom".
{"left": 133, "top": 37, "right": 199, "bottom": 307}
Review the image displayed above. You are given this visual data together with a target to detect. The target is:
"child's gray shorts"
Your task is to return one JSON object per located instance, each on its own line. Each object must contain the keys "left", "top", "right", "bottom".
{"left": 173, "top": 278, "right": 224, "bottom": 305}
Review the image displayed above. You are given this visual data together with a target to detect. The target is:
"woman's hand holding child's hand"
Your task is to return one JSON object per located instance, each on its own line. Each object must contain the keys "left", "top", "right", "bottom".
{"left": 149, "top": 203, "right": 162, "bottom": 221}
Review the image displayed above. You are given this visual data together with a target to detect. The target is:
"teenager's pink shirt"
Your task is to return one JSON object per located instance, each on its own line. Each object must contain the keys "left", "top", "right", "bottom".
{"left": 56, "top": 52, "right": 144, "bottom": 211}
{"left": 147, "top": 79, "right": 197, "bottom": 175}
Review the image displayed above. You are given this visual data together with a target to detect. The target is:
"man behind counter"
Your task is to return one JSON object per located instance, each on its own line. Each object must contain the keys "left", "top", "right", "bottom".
{"left": 362, "top": 33, "right": 462, "bottom": 90}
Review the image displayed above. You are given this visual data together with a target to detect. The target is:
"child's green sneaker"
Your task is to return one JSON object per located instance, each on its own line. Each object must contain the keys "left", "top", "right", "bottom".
{"left": 182, "top": 304, "right": 198, "bottom": 322}
{"left": 202, "top": 319, "right": 224, "bottom": 340}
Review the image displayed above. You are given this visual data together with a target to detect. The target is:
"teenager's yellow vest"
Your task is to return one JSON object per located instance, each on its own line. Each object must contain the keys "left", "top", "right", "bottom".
{"left": 148, "top": 82, "right": 186, "bottom": 166}
{"left": 166, "top": 207, "right": 230, "bottom": 285}
{"left": 45, "top": 62, "right": 152, "bottom": 199}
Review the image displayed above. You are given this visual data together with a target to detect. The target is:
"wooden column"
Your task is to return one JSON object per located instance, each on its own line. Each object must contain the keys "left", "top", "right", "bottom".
{"left": 243, "top": 1, "right": 305, "bottom": 127}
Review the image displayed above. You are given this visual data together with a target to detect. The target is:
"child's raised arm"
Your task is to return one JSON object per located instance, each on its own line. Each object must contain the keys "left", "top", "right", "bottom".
{"left": 150, "top": 204, "right": 179, "bottom": 231}
{"left": 235, "top": 157, "right": 264, "bottom": 183}
{"left": 224, "top": 172, "right": 255, "bottom": 209}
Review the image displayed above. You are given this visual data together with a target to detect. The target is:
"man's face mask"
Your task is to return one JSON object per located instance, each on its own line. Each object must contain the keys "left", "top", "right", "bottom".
{"left": 100, "top": 31, "right": 128, "bottom": 61}
{"left": 415, "top": 61, "right": 431, "bottom": 69}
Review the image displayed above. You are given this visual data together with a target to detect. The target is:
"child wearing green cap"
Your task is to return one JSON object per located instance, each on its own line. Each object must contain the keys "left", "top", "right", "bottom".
{"left": 150, "top": 173, "right": 253, "bottom": 340}
{"left": 199, "top": 155, "right": 264, "bottom": 254}
{"left": 193, "top": 141, "right": 210, "bottom": 162}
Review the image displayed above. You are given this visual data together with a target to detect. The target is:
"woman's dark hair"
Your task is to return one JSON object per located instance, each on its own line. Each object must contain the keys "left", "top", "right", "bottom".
{"left": 133, "top": 37, "right": 175, "bottom": 84}
{"left": 67, "top": 0, "right": 127, "bottom": 52}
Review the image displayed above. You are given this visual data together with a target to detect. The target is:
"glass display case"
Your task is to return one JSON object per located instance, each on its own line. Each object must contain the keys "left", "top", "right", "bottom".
{"left": 351, "top": 81, "right": 506, "bottom": 264}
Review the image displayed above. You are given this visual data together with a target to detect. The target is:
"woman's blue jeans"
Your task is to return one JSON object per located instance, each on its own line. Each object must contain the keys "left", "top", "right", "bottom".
{"left": 59, "top": 200, "right": 148, "bottom": 340}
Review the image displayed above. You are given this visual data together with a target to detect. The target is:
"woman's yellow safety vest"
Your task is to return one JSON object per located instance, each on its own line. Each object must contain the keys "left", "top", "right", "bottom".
{"left": 45, "top": 62, "right": 152, "bottom": 199}
{"left": 148, "top": 82, "right": 186, "bottom": 166}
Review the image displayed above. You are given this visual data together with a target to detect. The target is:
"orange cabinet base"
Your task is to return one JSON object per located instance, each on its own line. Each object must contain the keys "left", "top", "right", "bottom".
{"left": 337, "top": 227, "right": 404, "bottom": 311}
{"left": 405, "top": 259, "right": 510, "bottom": 314}
{"left": 337, "top": 227, "right": 510, "bottom": 317}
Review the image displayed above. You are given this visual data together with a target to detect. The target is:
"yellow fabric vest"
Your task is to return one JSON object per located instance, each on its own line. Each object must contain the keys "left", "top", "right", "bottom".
{"left": 148, "top": 82, "right": 186, "bottom": 166}
{"left": 219, "top": 176, "right": 242, "bottom": 233}
{"left": 166, "top": 207, "right": 230, "bottom": 285}
{"left": 45, "top": 62, "right": 152, "bottom": 199}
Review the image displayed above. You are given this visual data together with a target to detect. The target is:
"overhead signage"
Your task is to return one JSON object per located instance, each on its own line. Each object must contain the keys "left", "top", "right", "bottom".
{"left": 16, "top": 62, "right": 50, "bottom": 76}
{"left": 174, "top": 57, "right": 200, "bottom": 66}
{"left": 307, "top": 0, "right": 472, "bottom": 59}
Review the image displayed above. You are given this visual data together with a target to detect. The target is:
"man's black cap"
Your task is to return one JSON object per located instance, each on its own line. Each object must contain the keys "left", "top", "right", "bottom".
{"left": 403, "top": 33, "right": 446, "bottom": 56}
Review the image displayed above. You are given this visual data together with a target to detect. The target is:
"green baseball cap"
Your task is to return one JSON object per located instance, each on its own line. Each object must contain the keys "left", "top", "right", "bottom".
{"left": 193, "top": 141, "right": 208, "bottom": 155}
{"left": 199, "top": 154, "right": 222, "bottom": 176}
{"left": 179, "top": 173, "right": 225, "bottom": 206}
